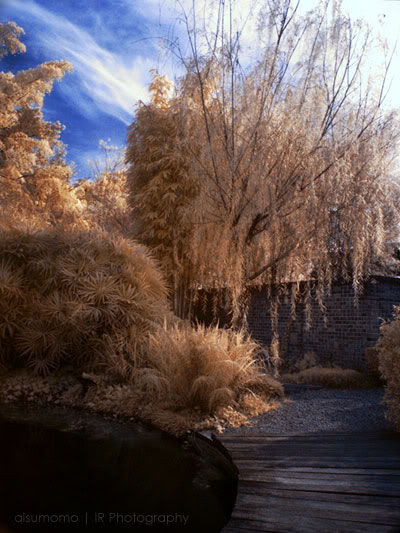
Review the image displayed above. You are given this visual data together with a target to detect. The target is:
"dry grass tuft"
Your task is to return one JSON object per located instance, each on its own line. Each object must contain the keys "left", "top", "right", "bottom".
{"left": 121, "top": 323, "right": 284, "bottom": 434}
{"left": 144, "top": 324, "right": 283, "bottom": 404}
{"left": 281, "top": 366, "right": 368, "bottom": 388}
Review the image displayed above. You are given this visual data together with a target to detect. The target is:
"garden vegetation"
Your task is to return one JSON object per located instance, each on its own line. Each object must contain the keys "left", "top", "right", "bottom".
{"left": 0, "top": 0, "right": 399, "bottom": 434}
{"left": 0, "top": 222, "right": 282, "bottom": 434}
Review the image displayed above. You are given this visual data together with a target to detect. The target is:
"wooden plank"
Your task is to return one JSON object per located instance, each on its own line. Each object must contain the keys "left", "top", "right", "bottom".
{"left": 232, "top": 489, "right": 400, "bottom": 525}
{"left": 230, "top": 457, "right": 400, "bottom": 469}
{"left": 236, "top": 470, "right": 400, "bottom": 488}
{"left": 221, "top": 440, "right": 400, "bottom": 450}
{"left": 220, "top": 436, "right": 400, "bottom": 446}
{"left": 223, "top": 446, "right": 400, "bottom": 464}
{"left": 222, "top": 444, "right": 400, "bottom": 455}
{"left": 224, "top": 506, "right": 396, "bottom": 532}
{"left": 233, "top": 463, "right": 400, "bottom": 476}
{"left": 237, "top": 480, "right": 400, "bottom": 497}
{"left": 234, "top": 485, "right": 400, "bottom": 507}
{"left": 220, "top": 438, "right": 400, "bottom": 450}
{"left": 220, "top": 431, "right": 400, "bottom": 441}
{"left": 238, "top": 469, "right": 400, "bottom": 481}
{"left": 230, "top": 456, "right": 400, "bottom": 466}
{"left": 223, "top": 447, "right": 400, "bottom": 458}
{"left": 223, "top": 514, "right": 395, "bottom": 533}
{"left": 219, "top": 432, "right": 400, "bottom": 532}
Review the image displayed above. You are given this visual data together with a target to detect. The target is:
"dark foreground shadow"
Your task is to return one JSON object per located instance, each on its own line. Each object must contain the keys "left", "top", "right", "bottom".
{"left": 0, "top": 406, "right": 238, "bottom": 532}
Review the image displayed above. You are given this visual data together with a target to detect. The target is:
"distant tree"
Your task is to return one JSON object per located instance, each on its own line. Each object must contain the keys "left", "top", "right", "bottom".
{"left": 73, "top": 140, "right": 132, "bottom": 236}
{"left": 0, "top": 22, "right": 79, "bottom": 227}
{"left": 126, "top": 0, "right": 400, "bottom": 330}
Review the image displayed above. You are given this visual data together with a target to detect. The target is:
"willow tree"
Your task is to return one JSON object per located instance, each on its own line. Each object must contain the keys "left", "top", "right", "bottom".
{"left": 127, "top": 0, "right": 400, "bottom": 329}
{"left": 0, "top": 22, "right": 79, "bottom": 228}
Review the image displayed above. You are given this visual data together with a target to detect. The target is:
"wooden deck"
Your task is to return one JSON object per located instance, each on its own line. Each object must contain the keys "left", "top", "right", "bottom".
{"left": 219, "top": 431, "right": 400, "bottom": 532}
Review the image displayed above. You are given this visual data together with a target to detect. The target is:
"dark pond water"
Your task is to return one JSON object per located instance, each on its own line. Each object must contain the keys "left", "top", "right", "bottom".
{"left": 0, "top": 404, "right": 238, "bottom": 532}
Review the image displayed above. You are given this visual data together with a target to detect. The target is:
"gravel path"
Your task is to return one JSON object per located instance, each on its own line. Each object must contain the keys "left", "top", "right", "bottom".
{"left": 222, "top": 386, "right": 394, "bottom": 436}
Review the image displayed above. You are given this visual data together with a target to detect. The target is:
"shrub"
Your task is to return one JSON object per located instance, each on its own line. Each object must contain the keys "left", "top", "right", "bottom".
{"left": 0, "top": 321, "right": 283, "bottom": 435}
{"left": 365, "top": 347, "right": 385, "bottom": 385}
{"left": 0, "top": 221, "right": 171, "bottom": 376}
{"left": 375, "top": 307, "right": 400, "bottom": 430}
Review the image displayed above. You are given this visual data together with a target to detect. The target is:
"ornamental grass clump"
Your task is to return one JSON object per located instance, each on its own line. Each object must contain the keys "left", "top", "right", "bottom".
{"left": 124, "top": 323, "right": 284, "bottom": 431}
{"left": 0, "top": 221, "right": 170, "bottom": 376}
{"left": 375, "top": 307, "right": 400, "bottom": 430}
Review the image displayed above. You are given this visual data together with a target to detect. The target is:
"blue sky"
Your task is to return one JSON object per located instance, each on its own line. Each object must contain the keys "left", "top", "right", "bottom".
{"left": 1, "top": 0, "right": 400, "bottom": 180}
{"left": 0, "top": 0, "right": 183, "bottom": 179}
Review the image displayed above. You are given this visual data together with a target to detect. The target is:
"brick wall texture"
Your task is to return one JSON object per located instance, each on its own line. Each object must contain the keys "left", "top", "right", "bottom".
{"left": 194, "top": 276, "right": 400, "bottom": 371}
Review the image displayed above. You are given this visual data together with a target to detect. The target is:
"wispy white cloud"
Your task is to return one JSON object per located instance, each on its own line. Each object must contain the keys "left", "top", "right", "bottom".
{"left": 9, "top": 0, "right": 158, "bottom": 125}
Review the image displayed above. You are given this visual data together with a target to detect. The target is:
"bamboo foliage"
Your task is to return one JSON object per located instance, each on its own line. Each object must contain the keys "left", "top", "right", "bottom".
{"left": 126, "top": 70, "right": 201, "bottom": 317}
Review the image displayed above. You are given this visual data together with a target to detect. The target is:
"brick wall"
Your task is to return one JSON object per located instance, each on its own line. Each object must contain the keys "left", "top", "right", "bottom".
{"left": 247, "top": 276, "right": 400, "bottom": 371}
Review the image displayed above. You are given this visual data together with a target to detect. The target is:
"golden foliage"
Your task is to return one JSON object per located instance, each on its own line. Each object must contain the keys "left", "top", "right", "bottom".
{"left": 0, "top": 22, "right": 81, "bottom": 228}
{"left": 0, "top": 22, "right": 26, "bottom": 57}
{"left": 137, "top": 322, "right": 283, "bottom": 417}
{"left": 0, "top": 20, "right": 287, "bottom": 435}
{"left": 73, "top": 141, "right": 132, "bottom": 236}
{"left": 375, "top": 308, "right": 400, "bottom": 430}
